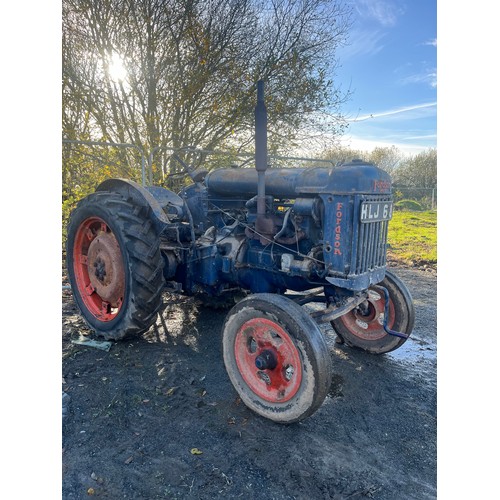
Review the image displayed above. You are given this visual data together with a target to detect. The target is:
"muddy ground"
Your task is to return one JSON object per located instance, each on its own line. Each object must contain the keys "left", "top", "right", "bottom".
{"left": 62, "top": 264, "right": 436, "bottom": 499}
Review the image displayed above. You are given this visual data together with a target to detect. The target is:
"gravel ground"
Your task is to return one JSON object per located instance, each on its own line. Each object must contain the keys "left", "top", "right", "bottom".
{"left": 62, "top": 264, "right": 436, "bottom": 499}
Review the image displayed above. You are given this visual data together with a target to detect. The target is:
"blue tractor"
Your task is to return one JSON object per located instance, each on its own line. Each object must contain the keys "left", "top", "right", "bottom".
{"left": 66, "top": 81, "right": 414, "bottom": 423}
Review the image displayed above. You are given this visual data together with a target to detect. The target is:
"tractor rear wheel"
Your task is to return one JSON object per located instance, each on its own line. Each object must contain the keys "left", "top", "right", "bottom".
{"left": 222, "top": 294, "right": 332, "bottom": 423}
{"left": 331, "top": 271, "right": 415, "bottom": 354}
{"left": 66, "top": 191, "right": 165, "bottom": 340}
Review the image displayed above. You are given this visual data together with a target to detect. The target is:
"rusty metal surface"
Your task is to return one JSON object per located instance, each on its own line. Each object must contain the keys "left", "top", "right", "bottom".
{"left": 87, "top": 231, "right": 125, "bottom": 305}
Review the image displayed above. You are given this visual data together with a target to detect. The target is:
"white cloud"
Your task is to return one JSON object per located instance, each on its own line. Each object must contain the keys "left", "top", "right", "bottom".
{"left": 404, "top": 134, "right": 437, "bottom": 140}
{"left": 400, "top": 71, "right": 437, "bottom": 88}
{"left": 355, "top": 0, "right": 404, "bottom": 27}
{"left": 423, "top": 38, "right": 437, "bottom": 47}
{"left": 340, "top": 134, "right": 434, "bottom": 156}
{"left": 339, "top": 29, "right": 386, "bottom": 59}
{"left": 348, "top": 102, "right": 437, "bottom": 123}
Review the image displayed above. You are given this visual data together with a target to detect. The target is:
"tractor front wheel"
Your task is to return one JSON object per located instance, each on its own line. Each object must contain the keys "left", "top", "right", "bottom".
{"left": 66, "top": 191, "right": 165, "bottom": 340}
{"left": 222, "top": 294, "right": 332, "bottom": 423}
{"left": 331, "top": 271, "right": 415, "bottom": 354}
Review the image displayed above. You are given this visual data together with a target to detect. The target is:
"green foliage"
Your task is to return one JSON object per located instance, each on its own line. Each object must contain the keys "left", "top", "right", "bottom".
{"left": 393, "top": 190, "right": 404, "bottom": 202}
{"left": 392, "top": 148, "right": 437, "bottom": 188}
{"left": 62, "top": 143, "right": 143, "bottom": 247}
{"left": 388, "top": 211, "right": 437, "bottom": 265}
{"left": 394, "top": 199, "right": 424, "bottom": 211}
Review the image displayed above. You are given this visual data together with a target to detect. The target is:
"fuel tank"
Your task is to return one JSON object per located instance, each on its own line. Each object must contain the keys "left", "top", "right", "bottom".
{"left": 204, "top": 160, "right": 392, "bottom": 198}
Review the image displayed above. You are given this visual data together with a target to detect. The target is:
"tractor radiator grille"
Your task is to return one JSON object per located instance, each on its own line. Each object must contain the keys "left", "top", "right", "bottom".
{"left": 354, "top": 195, "right": 392, "bottom": 274}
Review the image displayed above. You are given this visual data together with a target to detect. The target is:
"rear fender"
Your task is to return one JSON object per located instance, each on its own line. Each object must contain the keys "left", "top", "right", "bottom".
{"left": 96, "top": 178, "right": 175, "bottom": 232}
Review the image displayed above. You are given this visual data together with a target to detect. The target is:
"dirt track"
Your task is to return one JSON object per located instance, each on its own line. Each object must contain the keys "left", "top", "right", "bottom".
{"left": 62, "top": 265, "right": 436, "bottom": 499}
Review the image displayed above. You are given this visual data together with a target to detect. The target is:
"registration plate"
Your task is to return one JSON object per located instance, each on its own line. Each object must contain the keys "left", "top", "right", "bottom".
{"left": 360, "top": 201, "right": 393, "bottom": 223}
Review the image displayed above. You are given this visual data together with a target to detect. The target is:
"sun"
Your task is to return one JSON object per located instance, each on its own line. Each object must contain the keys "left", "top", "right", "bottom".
{"left": 108, "top": 52, "right": 127, "bottom": 82}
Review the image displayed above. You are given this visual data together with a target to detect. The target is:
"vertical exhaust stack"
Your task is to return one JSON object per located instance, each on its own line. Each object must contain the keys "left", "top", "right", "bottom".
{"left": 255, "top": 80, "right": 268, "bottom": 220}
{"left": 254, "top": 80, "right": 273, "bottom": 244}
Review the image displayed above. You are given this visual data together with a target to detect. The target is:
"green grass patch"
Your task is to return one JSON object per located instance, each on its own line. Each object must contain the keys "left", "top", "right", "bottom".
{"left": 394, "top": 199, "right": 424, "bottom": 211}
{"left": 387, "top": 210, "right": 437, "bottom": 265}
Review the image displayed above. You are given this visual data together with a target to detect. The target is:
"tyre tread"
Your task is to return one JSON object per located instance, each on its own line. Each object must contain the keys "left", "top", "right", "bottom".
{"left": 66, "top": 191, "right": 165, "bottom": 341}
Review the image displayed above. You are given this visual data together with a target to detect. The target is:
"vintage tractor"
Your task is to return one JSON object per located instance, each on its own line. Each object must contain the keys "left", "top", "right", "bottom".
{"left": 66, "top": 81, "right": 414, "bottom": 423}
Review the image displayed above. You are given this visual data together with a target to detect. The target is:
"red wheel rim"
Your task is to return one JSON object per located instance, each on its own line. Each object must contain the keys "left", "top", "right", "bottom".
{"left": 234, "top": 318, "right": 302, "bottom": 403}
{"left": 72, "top": 217, "right": 125, "bottom": 322}
{"left": 339, "top": 288, "right": 395, "bottom": 341}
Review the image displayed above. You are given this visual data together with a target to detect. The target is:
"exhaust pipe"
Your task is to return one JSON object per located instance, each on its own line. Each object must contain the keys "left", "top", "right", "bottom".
{"left": 255, "top": 80, "right": 268, "bottom": 219}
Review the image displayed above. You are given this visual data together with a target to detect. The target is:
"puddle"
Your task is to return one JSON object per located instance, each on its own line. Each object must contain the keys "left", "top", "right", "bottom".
{"left": 387, "top": 336, "right": 436, "bottom": 365}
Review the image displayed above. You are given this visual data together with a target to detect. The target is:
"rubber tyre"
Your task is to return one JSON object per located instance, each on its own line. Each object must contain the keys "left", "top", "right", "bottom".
{"left": 66, "top": 191, "right": 165, "bottom": 340}
{"left": 331, "top": 271, "right": 415, "bottom": 354}
{"left": 222, "top": 294, "right": 332, "bottom": 423}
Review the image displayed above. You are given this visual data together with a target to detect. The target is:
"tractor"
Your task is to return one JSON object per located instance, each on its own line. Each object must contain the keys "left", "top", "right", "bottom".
{"left": 66, "top": 81, "right": 414, "bottom": 423}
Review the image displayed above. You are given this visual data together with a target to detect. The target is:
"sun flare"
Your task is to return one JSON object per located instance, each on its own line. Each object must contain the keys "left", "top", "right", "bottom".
{"left": 108, "top": 53, "right": 127, "bottom": 82}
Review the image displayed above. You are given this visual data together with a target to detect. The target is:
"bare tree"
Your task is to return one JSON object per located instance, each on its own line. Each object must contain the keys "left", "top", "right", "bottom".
{"left": 63, "top": 0, "right": 352, "bottom": 181}
{"left": 393, "top": 149, "right": 437, "bottom": 188}
{"left": 321, "top": 146, "right": 367, "bottom": 165}
{"left": 369, "top": 146, "right": 403, "bottom": 175}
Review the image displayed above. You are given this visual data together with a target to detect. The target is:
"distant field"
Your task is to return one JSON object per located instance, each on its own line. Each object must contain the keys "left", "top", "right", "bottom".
{"left": 387, "top": 210, "right": 437, "bottom": 266}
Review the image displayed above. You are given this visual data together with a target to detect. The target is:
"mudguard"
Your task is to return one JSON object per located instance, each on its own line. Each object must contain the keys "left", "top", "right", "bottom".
{"left": 96, "top": 178, "right": 185, "bottom": 231}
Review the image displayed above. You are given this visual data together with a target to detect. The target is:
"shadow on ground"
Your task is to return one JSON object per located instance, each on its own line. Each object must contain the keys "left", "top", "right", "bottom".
{"left": 62, "top": 266, "right": 436, "bottom": 499}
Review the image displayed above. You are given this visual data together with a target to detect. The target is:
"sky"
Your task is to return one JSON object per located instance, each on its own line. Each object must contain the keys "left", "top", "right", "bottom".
{"left": 335, "top": 0, "right": 437, "bottom": 155}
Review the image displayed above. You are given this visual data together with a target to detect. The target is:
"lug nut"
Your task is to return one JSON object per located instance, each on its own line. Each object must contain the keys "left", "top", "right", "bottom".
{"left": 257, "top": 371, "right": 271, "bottom": 385}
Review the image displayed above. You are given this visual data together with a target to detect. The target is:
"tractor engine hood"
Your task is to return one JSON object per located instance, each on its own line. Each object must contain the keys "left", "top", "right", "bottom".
{"left": 204, "top": 160, "right": 392, "bottom": 198}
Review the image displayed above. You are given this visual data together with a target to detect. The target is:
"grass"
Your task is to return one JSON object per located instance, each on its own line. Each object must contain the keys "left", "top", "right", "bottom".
{"left": 387, "top": 210, "right": 437, "bottom": 266}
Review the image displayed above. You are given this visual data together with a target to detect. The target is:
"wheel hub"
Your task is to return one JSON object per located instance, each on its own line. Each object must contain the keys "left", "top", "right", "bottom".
{"left": 93, "top": 257, "right": 107, "bottom": 281}
{"left": 353, "top": 300, "right": 377, "bottom": 323}
{"left": 86, "top": 230, "right": 125, "bottom": 304}
{"left": 339, "top": 287, "right": 394, "bottom": 341}
{"left": 255, "top": 349, "right": 278, "bottom": 370}
{"left": 234, "top": 318, "right": 302, "bottom": 403}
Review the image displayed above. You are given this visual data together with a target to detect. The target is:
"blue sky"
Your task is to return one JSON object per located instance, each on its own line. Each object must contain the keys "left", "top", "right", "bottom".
{"left": 335, "top": 0, "right": 437, "bottom": 155}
